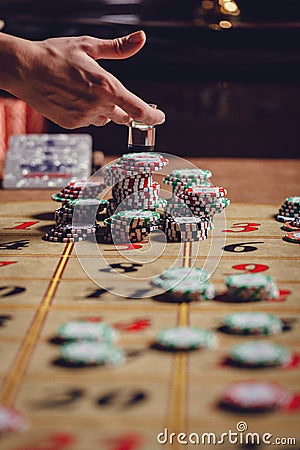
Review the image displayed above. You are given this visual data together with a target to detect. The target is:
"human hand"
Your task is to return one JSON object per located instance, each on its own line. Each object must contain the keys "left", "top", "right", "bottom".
{"left": 0, "top": 31, "right": 165, "bottom": 129}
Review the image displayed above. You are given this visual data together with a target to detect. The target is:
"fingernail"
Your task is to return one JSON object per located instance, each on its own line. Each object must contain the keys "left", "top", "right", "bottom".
{"left": 157, "top": 114, "right": 166, "bottom": 125}
{"left": 127, "top": 30, "right": 145, "bottom": 44}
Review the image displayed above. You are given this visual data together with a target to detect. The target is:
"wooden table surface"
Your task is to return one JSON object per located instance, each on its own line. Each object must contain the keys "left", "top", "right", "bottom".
{"left": 0, "top": 157, "right": 299, "bottom": 204}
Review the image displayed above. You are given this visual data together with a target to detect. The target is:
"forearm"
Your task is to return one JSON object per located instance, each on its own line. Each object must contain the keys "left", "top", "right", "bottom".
{"left": 0, "top": 33, "right": 20, "bottom": 93}
{"left": 0, "top": 32, "right": 36, "bottom": 96}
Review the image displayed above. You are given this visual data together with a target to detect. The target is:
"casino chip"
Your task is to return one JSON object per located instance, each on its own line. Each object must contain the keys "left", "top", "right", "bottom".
{"left": 220, "top": 380, "right": 291, "bottom": 412}
{"left": 163, "top": 216, "right": 210, "bottom": 242}
{"left": 57, "top": 321, "right": 119, "bottom": 343}
{"left": 44, "top": 224, "right": 96, "bottom": 243}
{"left": 103, "top": 209, "right": 161, "bottom": 244}
{"left": 166, "top": 278, "right": 216, "bottom": 301}
{"left": 223, "top": 312, "right": 284, "bottom": 335}
{"left": 0, "top": 405, "right": 28, "bottom": 433}
{"left": 163, "top": 168, "right": 212, "bottom": 195}
{"left": 155, "top": 326, "right": 216, "bottom": 350}
{"left": 47, "top": 151, "right": 229, "bottom": 245}
{"left": 282, "top": 217, "right": 300, "bottom": 232}
{"left": 276, "top": 196, "right": 300, "bottom": 222}
{"left": 119, "top": 152, "right": 169, "bottom": 172}
{"left": 170, "top": 168, "right": 212, "bottom": 181}
{"left": 151, "top": 267, "right": 216, "bottom": 303}
{"left": 112, "top": 209, "right": 160, "bottom": 224}
{"left": 60, "top": 341, "right": 125, "bottom": 366}
{"left": 152, "top": 267, "right": 215, "bottom": 301}
{"left": 225, "top": 273, "right": 279, "bottom": 301}
{"left": 283, "top": 231, "right": 300, "bottom": 244}
{"left": 228, "top": 341, "right": 292, "bottom": 368}
{"left": 156, "top": 267, "right": 209, "bottom": 283}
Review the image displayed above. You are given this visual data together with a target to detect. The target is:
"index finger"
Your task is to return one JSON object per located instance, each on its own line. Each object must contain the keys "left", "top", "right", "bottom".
{"left": 114, "top": 86, "right": 165, "bottom": 126}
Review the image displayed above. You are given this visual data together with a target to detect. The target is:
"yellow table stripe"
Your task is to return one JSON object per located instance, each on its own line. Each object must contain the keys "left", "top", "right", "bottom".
{"left": 0, "top": 242, "right": 73, "bottom": 406}
{"left": 167, "top": 242, "right": 191, "bottom": 443}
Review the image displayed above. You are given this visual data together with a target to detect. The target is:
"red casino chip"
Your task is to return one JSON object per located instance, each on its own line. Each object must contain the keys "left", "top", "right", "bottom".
{"left": 220, "top": 380, "right": 291, "bottom": 412}
{"left": 0, "top": 405, "right": 28, "bottom": 433}
{"left": 284, "top": 231, "right": 300, "bottom": 244}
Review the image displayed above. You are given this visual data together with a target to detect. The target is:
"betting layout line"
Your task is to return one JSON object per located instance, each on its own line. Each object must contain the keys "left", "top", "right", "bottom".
{"left": 167, "top": 241, "right": 191, "bottom": 446}
{"left": 1, "top": 254, "right": 300, "bottom": 261}
{"left": 0, "top": 242, "right": 74, "bottom": 406}
{"left": 1, "top": 303, "right": 300, "bottom": 316}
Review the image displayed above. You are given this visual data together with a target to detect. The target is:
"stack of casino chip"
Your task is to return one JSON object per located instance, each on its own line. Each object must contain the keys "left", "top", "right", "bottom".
{"left": 56, "top": 319, "right": 126, "bottom": 366}
{"left": 105, "top": 152, "right": 168, "bottom": 210}
{"left": 276, "top": 196, "right": 300, "bottom": 222}
{"left": 45, "top": 198, "right": 109, "bottom": 242}
{"left": 117, "top": 152, "right": 168, "bottom": 174}
{"left": 113, "top": 180, "right": 160, "bottom": 211}
{"left": 54, "top": 204, "right": 74, "bottom": 226}
{"left": 148, "top": 198, "right": 169, "bottom": 218}
{"left": 44, "top": 177, "right": 114, "bottom": 243}
{"left": 73, "top": 198, "right": 107, "bottom": 225}
{"left": 177, "top": 186, "right": 229, "bottom": 217}
{"left": 112, "top": 173, "right": 152, "bottom": 202}
{"left": 103, "top": 209, "right": 160, "bottom": 244}
{"left": 152, "top": 267, "right": 216, "bottom": 302}
{"left": 163, "top": 168, "right": 212, "bottom": 196}
{"left": 44, "top": 224, "right": 96, "bottom": 243}
{"left": 105, "top": 152, "right": 168, "bottom": 184}
{"left": 225, "top": 273, "right": 279, "bottom": 302}
{"left": 166, "top": 197, "right": 229, "bottom": 221}
{"left": 54, "top": 198, "right": 108, "bottom": 226}
{"left": 52, "top": 180, "right": 106, "bottom": 202}
{"left": 164, "top": 216, "right": 210, "bottom": 242}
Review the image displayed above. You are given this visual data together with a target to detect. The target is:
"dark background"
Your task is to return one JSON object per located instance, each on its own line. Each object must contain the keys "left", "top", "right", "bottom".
{"left": 1, "top": 0, "right": 300, "bottom": 157}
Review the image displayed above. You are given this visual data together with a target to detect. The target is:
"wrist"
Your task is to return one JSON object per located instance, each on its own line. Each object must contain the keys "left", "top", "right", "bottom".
{"left": 0, "top": 32, "right": 33, "bottom": 95}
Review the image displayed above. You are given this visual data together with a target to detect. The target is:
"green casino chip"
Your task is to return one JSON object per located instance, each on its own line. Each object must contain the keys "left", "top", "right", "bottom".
{"left": 156, "top": 267, "right": 209, "bottom": 282}
{"left": 155, "top": 326, "right": 216, "bottom": 350}
{"left": 167, "top": 278, "right": 215, "bottom": 301}
{"left": 223, "top": 312, "right": 283, "bottom": 335}
{"left": 113, "top": 209, "right": 160, "bottom": 222}
{"left": 152, "top": 271, "right": 215, "bottom": 301}
{"left": 170, "top": 168, "right": 212, "bottom": 180}
{"left": 228, "top": 341, "right": 292, "bottom": 367}
{"left": 225, "top": 273, "right": 279, "bottom": 301}
{"left": 60, "top": 341, "right": 125, "bottom": 366}
{"left": 152, "top": 267, "right": 215, "bottom": 301}
{"left": 285, "top": 196, "right": 300, "bottom": 205}
{"left": 57, "top": 321, "right": 119, "bottom": 343}
{"left": 51, "top": 193, "right": 68, "bottom": 203}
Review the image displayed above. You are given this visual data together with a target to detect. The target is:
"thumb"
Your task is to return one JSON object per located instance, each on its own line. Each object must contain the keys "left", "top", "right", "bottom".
{"left": 84, "top": 30, "right": 146, "bottom": 60}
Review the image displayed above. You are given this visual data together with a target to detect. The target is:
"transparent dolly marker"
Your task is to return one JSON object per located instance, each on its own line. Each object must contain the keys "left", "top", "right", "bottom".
{"left": 128, "top": 104, "right": 157, "bottom": 152}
